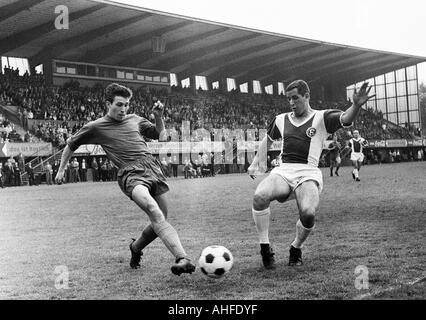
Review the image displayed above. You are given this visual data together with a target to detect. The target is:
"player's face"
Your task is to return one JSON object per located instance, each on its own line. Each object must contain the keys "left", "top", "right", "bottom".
{"left": 286, "top": 88, "right": 308, "bottom": 117}
{"left": 353, "top": 131, "right": 359, "bottom": 138}
{"left": 107, "top": 96, "right": 130, "bottom": 121}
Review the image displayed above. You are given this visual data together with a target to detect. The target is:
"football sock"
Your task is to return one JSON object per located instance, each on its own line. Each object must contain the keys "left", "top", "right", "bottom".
{"left": 353, "top": 168, "right": 359, "bottom": 178}
{"left": 252, "top": 207, "right": 271, "bottom": 244}
{"left": 132, "top": 224, "right": 158, "bottom": 252}
{"left": 291, "top": 219, "right": 314, "bottom": 249}
{"left": 152, "top": 220, "right": 187, "bottom": 259}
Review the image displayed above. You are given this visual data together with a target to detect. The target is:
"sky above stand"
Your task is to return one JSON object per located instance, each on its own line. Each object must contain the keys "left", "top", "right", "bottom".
{"left": 114, "top": 0, "right": 426, "bottom": 84}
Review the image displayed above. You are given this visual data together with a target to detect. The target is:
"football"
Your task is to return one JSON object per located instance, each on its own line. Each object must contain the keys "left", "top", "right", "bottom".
{"left": 198, "top": 245, "right": 234, "bottom": 278}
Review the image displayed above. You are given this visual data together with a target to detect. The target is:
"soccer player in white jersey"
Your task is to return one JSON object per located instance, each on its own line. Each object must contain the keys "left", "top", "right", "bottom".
{"left": 348, "top": 130, "right": 368, "bottom": 181}
{"left": 247, "top": 80, "right": 374, "bottom": 269}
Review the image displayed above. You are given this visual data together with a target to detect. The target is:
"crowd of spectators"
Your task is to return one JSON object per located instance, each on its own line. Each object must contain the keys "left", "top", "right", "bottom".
{"left": 0, "top": 112, "right": 25, "bottom": 143}
{"left": 0, "top": 69, "right": 419, "bottom": 149}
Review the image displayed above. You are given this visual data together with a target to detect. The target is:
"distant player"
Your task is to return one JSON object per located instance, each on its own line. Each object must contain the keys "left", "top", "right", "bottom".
{"left": 328, "top": 134, "right": 341, "bottom": 176}
{"left": 348, "top": 130, "right": 368, "bottom": 182}
{"left": 55, "top": 83, "right": 195, "bottom": 275}
{"left": 248, "top": 80, "right": 374, "bottom": 269}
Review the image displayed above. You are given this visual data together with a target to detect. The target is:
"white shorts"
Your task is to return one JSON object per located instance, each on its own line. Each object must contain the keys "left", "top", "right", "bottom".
{"left": 350, "top": 152, "right": 364, "bottom": 162}
{"left": 270, "top": 163, "right": 323, "bottom": 201}
{"left": 331, "top": 155, "right": 341, "bottom": 164}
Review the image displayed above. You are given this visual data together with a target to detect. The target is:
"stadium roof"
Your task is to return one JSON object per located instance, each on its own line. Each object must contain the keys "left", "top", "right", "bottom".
{"left": 1, "top": 0, "right": 425, "bottom": 87}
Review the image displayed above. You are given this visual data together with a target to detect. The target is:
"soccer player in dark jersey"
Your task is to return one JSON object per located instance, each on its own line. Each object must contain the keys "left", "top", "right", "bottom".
{"left": 247, "top": 80, "right": 374, "bottom": 269}
{"left": 347, "top": 130, "right": 368, "bottom": 181}
{"left": 328, "top": 133, "right": 342, "bottom": 177}
{"left": 54, "top": 83, "right": 195, "bottom": 275}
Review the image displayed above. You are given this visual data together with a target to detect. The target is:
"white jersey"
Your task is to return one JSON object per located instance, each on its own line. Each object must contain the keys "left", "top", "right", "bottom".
{"left": 267, "top": 109, "right": 351, "bottom": 167}
{"left": 349, "top": 137, "right": 367, "bottom": 153}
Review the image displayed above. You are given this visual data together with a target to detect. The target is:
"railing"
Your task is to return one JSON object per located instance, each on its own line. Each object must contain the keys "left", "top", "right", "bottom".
{"left": 20, "top": 147, "right": 64, "bottom": 184}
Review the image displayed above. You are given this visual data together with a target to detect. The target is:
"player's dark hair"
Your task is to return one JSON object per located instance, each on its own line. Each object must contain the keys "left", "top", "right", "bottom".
{"left": 286, "top": 80, "right": 310, "bottom": 96}
{"left": 105, "top": 83, "right": 133, "bottom": 103}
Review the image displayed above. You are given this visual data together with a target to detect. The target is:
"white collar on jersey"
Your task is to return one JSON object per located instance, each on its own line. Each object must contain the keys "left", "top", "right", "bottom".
{"left": 288, "top": 110, "right": 316, "bottom": 127}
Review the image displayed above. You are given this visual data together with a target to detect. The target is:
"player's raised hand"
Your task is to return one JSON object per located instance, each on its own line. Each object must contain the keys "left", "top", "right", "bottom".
{"left": 152, "top": 100, "right": 164, "bottom": 118}
{"left": 353, "top": 82, "right": 375, "bottom": 107}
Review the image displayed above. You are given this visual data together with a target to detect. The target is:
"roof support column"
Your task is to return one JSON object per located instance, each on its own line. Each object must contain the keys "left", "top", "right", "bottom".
{"left": 219, "top": 78, "right": 227, "bottom": 92}
{"left": 190, "top": 76, "right": 197, "bottom": 93}
{"left": 273, "top": 83, "right": 279, "bottom": 96}
{"left": 247, "top": 81, "right": 253, "bottom": 94}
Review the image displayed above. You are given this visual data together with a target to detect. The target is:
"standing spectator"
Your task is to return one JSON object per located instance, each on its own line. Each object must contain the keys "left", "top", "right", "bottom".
{"left": 4, "top": 160, "right": 14, "bottom": 186}
{"left": 167, "top": 156, "right": 173, "bottom": 178}
{"left": 106, "top": 159, "right": 113, "bottom": 181}
{"left": 17, "top": 153, "right": 25, "bottom": 173}
{"left": 210, "top": 152, "right": 215, "bottom": 176}
{"left": 91, "top": 158, "right": 99, "bottom": 182}
{"left": 183, "top": 157, "right": 190, "bottom": 179}
{"left": 45, "top": 161, "right": 53, "bottom": 185}
{"left": 100, "top": 158, "right": 108, "bottom": 181}
{"left": 418, "top": 149, "right": 424, "bottom": 161}
{"left": 13, "top": 162, "right": 21, "bottom": 186}
{"left": 80, "top": 159, "right": 88, "bottom": 182}
{"left": 26, "top": 162, "right": 35, "bottom": 186}
{"left": 52, "top": 160, "right": 60, "bottom": 184}
{"left": 70, "top": 158, "right": 80, "bottom": 182}
{"left": 171, "top": 155, "right": 179, "bottom": 178}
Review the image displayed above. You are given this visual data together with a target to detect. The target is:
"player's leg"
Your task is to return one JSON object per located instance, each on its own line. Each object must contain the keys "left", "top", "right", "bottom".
{"left": 129, "top": 192, "right": 170, "bottom": 269}
{"left": 290, "top": 180, "right": 320, "bottom": 266}
{"left": 335, "top": 156, "right": 341, "bottom": 176}
{"left": 351, "top": 159, "right": 358, "bottom": 180}
{"left": 355, "top": 159, "right": 362, "bottom": 181}
{"left": 131, "top": 185, "right": 195, "bottom": 274}
{"left": 330, "top": 160, "right": 334, "bottom": 176}
{"left": 252, "top": 174, "right": 291, "bottom": 269}
{"left": 131, "top": 194, "right": 169, "bottom": 254}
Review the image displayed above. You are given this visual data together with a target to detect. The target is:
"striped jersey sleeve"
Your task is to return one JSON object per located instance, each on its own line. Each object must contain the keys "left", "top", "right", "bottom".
{"left": 267, "top": 113, "right": 285, "bottom": 140}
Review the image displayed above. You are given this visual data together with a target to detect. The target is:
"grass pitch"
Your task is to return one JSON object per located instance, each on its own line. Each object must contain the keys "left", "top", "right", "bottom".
{"left": 1, "top": 162, "right": 425, "bottom": 300}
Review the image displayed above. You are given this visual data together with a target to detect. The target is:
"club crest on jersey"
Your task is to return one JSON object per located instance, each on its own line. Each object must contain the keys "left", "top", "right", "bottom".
{"left": 306, "top": 127, "right": 316, "bottom": 138}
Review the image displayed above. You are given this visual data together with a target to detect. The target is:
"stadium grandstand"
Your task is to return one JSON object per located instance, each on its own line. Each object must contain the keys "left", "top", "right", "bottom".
{"left": 1, "top": 0, "right": 426, "bottom": 186}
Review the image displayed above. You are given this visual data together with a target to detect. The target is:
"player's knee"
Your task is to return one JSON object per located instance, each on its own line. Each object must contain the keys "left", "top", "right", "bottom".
{"left": 299, "top": 207, "right": 316, "bottom": 228}
{"left": 253, "top": 191, "right": 270, "bottom": 210}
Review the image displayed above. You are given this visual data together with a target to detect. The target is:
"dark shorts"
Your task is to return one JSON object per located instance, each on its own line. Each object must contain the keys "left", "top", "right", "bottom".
{"left": 117, "top": 155, "right": 169, "bottom": 200}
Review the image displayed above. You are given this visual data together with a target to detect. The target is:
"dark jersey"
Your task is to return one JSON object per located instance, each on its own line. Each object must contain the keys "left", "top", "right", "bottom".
{"left": 328, "top": 141, "right": 341, "bottom": 158}
{"left": 67, "top": 114, "right": 159, "bottom": 168}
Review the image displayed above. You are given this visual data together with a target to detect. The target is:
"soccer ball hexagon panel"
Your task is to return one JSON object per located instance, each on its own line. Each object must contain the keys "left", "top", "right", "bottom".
{"left": 198, "top": 245, "right": 234, "bottom": 278}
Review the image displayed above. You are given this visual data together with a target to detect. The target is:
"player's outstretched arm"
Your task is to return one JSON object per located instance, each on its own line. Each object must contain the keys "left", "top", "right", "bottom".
{"left": 247, "top": 136, "right": 273, "bottom": 179}
{"left": 341, "top": 82, "right": 375, "bottom": 125}
{"left": 55, "top": 145, "right": 74, "bottom": 184}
